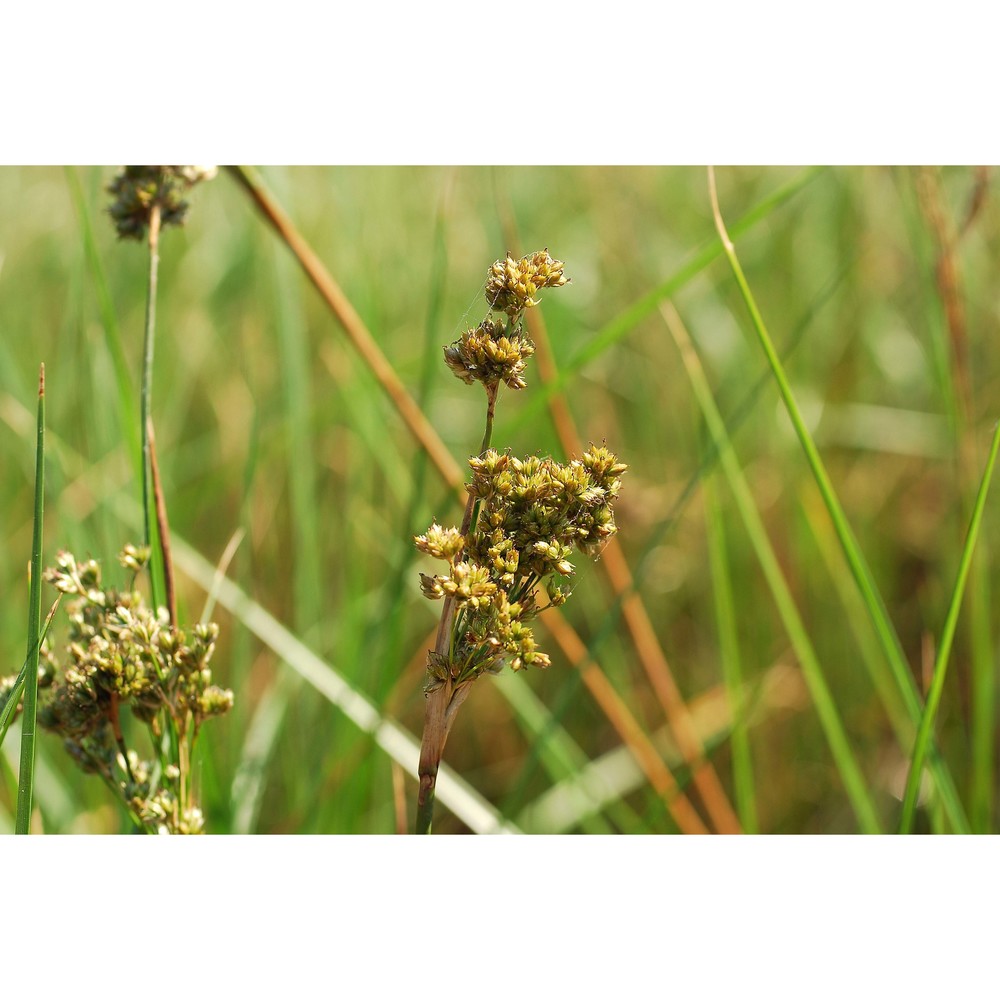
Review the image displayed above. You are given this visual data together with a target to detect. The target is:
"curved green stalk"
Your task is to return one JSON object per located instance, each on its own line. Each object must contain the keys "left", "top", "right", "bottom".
{"left": 900, "top": 421, "right": 1000, "bottom": 832}
{"left": 1, "top": 600, "right": 61, "bottom": 751}
{"left": 668, "top": 306, "right": 881, "bottom": 833}
{"left": 15, "top": 366, "right": 45, "bottom": 834}
{"left": 704, "top": 475, "right": 758, "bottom": 833}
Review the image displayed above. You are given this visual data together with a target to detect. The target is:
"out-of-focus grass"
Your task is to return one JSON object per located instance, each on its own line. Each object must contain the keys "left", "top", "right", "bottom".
{"left": 0, "top": 165, "right": 997, "bottom": 833}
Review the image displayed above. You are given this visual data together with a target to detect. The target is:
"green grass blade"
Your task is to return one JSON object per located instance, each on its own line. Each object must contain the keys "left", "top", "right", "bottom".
{"left": 899, "top": 421, "right": 1000, "bottom": 833}
{"left": 704, "top": 474, "right": 758, "bottom": 833}
{"left": 799, "top": 497, "right": 912, "bottom": 741}
{"left": 15, "top": 365, "right": 45, "bottom": 834}
{"left": 668, "top": 307, "right": 881, "bottom": 833}
{"left": 270, "top": 200, "right": 323, "bottom": 637}
{"left": 0, "top": 667, "right": 27, "bottom": 749}
{"left": 517, "top": 668, "right": 784, "bottom": 833}
{"left": 509, "top": 166, "right": 827, "bottom": 435}
{"left": 707, "top": 167, "right": 969, "bottom": 833}
{"left": 896, "top": 169, "right": 995, "bottom": 832}
{"left": 1, "top": 600, "right": 61, "bottom": 750}
{"left": 497, "top": 672, "right": 625, "bottom": 833}
{"left": 230, "top": 671, "right": 301, "bottom": 834}
{"left": 969, "top": 555, "right": 993, "bottom": 831}
{"left": 64, "top": 166, "right": 141, "bottom": 473}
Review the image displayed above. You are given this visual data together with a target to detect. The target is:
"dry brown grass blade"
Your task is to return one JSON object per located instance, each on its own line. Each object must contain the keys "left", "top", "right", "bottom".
{"left": 520, "top": 660, "right": 807, "bottom": 833}
{"left": 521, "top": 296, "right": 741, "bottom": 835}
{"left": 227, "top": 166, "right": 465, "bottom": 497}
{"left": 232, "top": 166, "right": 706, "bottom": 833}
{"left": 915, "top": 166, "right": 973, "bottom": 423}
{"left": 541, "top": 610, "right": 708, "bottom": 834}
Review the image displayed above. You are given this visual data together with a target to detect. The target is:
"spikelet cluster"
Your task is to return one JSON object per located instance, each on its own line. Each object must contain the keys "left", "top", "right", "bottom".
{"left": 107, "top": 165, "right": 217, "bottom": 240}
{"left": 26, "top": 547, "right": 234, "bottom": 834}
{"left": 484, "top": 249, "right": 569, "bottom": 316}
{"left": 443, "top": 250, "right": 569, "bottom": 392}
{"left": 416, "top": 445, "right": 626, "bottom": 688}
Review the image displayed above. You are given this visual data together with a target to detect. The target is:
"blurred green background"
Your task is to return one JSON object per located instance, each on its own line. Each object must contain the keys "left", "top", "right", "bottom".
{"left": 1, "top": 165, "right": 997, "bottom": 833}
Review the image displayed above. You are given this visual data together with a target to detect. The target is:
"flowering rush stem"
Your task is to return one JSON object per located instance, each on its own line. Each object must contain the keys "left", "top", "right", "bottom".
{"left": 141, "top": 201, "right": 163, "bottom": 611}
{"left": 416, "top": 388, "right": 496, "bottom": 834}
{"left": 414, "top": 253, "right": 626, "bottom": 833}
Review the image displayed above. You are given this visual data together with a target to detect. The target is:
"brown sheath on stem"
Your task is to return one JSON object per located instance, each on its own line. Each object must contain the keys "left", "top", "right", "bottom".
{"left": 416, "top": 677, "right": 473, "bottom": 832}
{"left": 416, "top": 385, "right": 497, "bottom": 833}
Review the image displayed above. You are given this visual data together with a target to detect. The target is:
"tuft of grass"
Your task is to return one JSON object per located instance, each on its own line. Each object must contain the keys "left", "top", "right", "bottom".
{"left": 706, "top": 166, "right": 968, "bottom": 833}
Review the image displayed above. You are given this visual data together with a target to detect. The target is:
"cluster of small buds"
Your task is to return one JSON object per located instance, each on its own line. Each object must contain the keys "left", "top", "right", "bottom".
{"left": 25, "top": 546, "right": 234, "bottom": 834}
{"left": 119, "top": 543, "right": 151, "bottom": 574}
{"left": 443, "top": 250, "right": 569, "bottom": 393}
{"left": 484, "top": 249, "right": 569, "bottom": 316}
{"left": 107, "top": 165, "right": 217, "bottom": 240}
{"left": 444, "top": 319, "right": 536, "bottom": 391}
{"left": 137, "top": 789, "right": 205, "bottom": 835}
{"left": 416, "top": 444, "right": 626, "bottom": 688}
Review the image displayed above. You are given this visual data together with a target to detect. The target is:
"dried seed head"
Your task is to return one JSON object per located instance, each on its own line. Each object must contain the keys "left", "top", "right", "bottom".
{"left": 107, "top": 165, "right": 216, "bottom": 241}
{"left": 484, "top": 249, "right": 568, "bottom": 317}
{"left": 444, "top": 319, "right": 536, "bottom": 391}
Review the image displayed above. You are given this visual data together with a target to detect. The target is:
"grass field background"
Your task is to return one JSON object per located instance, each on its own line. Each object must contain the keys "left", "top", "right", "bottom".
{"left": 1, "top": 164, "right": 997, "bottom": 834}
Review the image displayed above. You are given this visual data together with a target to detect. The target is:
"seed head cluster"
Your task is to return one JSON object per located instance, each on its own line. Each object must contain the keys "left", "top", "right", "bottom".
{"left": 107, "top": 165, "right": 217, "bottom": 241}
{"left": 485, "top": 249, "right": 569, "bottom": 316}
{"left": 443, "top": 250, "right": 569, "bottom": 392}
{"left": 416, "top": 445, "right": 626, "bottom": 687}
{"left": 34, "top": 547, "right": 233, "bottom": 834}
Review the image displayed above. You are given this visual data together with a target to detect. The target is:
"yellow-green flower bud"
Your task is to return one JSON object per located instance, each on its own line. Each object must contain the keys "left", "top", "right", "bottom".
{"left": 484, "top": 249, "right": 569, "bottom": 316}
{"left": 414, "top": 523, "right": 465, "bottom": 562}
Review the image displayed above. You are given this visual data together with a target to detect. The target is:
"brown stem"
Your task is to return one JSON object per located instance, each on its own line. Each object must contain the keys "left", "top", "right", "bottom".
{"left": 543, "top": 608, "right": 709, "bottom": 834}
{"left": 958, "top": 166, "right": 990, "bottom": 242}
{"left": 503, "top": 203, "right": 739, "bottom": 833}
{"left": 415, "top": 681, "right": 451, "bottom": 833}
{"left": 916, "top": 167, "right": 971, "bottom": 424}
{"left": 141, "top": 202, "right": 161, "bottom": 560}
{"left": 227, "top": 166, "right": 466, "bottom": 500}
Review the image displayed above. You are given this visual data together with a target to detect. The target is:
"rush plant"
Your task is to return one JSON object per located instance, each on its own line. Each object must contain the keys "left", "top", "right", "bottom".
{"left": 414, "top": 251, "right": 626, "bottom": 834}
{"left": 0, "top": 167, "right": 231, "bottom": 833}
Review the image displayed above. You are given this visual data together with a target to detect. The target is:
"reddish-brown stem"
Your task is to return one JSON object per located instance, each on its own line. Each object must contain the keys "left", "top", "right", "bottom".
{"left": 509, "top": 226, "right": 740, "bottom": 833}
